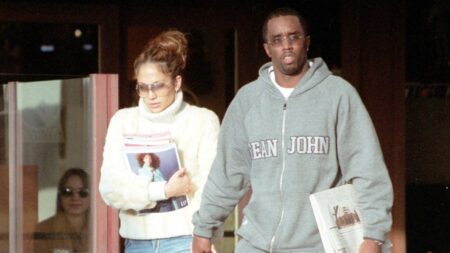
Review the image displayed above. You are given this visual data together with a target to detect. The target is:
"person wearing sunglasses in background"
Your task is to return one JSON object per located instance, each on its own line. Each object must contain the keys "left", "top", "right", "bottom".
{"left": 33, "top": 168, "right": 90, "bottom": 253}
{"left": 99, "top": 29, "right": 220, "bottom": 253}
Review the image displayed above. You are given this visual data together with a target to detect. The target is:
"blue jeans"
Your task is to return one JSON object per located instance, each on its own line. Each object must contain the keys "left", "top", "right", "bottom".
{"left": 124, "top": 236, "right": 192, "bottom": 253}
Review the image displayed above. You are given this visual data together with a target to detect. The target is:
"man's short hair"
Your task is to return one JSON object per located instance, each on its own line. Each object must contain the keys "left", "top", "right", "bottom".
{"left": 262, "top": 7, "right": 309, "bottom": 42}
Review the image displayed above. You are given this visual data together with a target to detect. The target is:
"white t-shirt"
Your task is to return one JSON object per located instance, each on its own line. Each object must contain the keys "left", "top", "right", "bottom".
{"left": 268, "top": 61, "right": 313, "bottom": 99}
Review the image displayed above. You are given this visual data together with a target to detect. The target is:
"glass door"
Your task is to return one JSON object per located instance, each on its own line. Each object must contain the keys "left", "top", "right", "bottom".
{"left": 0, "top": 74, "right": 118, "bottom": 253}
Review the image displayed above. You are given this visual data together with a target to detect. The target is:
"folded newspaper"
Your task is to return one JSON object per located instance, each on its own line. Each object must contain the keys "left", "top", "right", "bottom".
{"left": 309, "top": 184, "right": 363, "bottom": 253}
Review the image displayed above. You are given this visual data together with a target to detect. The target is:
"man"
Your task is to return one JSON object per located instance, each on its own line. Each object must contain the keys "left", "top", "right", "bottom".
{"left": 192, "top": 7, "right": 393, "bottom": 253}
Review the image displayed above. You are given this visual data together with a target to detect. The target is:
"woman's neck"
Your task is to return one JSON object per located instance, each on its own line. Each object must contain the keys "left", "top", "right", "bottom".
{"left": 139, "top": 91, "right": 185, "bottom": 122}
{"left": 64, "top": 213, "right": 86, "bottom": 233}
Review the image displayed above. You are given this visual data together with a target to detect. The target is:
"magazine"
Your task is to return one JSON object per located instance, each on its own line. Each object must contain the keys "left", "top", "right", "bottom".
{"left": 123, "top": 132, "right": 172, "bottom": 147}
{"left": 309, "top": 184, "right": 363, "bottom": 253}
{"left": 123, "top": 139, "right": 188, "bottom": 214}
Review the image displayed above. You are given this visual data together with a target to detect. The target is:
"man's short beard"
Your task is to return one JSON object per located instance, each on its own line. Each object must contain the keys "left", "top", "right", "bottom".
{"left": 281, "top": 59, "right": 307, "bottom": 76}
{"left": 281, "top": 63, "right": 302, "bottom": 76}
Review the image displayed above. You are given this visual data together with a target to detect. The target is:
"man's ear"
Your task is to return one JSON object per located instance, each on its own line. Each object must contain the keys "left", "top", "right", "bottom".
{"left": 263, "top": 43, "right": 272, "bottom": 58}
{"left": 305, "top": 36, "right": 311, "bottom": 52}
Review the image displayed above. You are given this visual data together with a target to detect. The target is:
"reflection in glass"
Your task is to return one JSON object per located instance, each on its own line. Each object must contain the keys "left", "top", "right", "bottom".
{"left": 33, "top": 168, "right": 90, "bottom": 253}
{"left": 1, "top": 78, "right": 92, "bottom": 252}
{"left": 0, "top": 23, "right": 98, "bottom": 75}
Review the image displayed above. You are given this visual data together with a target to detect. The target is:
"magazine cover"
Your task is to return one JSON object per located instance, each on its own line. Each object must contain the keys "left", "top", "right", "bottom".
{"left": 123, "top": 142, "right": 188, "bottom": 213}
{"left": 309, "top": 184, "right": 364, "bottom": 253}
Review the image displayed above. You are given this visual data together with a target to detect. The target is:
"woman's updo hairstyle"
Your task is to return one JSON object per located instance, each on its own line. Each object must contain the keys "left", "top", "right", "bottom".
{"left": 134, "top": 29, "right": 188, "bottom": 79}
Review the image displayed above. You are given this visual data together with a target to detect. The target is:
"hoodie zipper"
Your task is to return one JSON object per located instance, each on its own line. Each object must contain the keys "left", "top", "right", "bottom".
{"left": 269, "top": 102, "right": 288, "bottom": 252}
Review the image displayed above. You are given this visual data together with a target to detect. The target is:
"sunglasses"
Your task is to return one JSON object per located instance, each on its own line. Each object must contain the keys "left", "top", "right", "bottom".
{"left": 59, "top": 187, "right": 89, "bottom": 198}
{"left": 135, "top": 81, "right": 174, "bottom": 97}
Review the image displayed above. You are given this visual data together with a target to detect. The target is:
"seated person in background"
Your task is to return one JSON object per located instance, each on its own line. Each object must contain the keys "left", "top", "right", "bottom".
{"left": 33, "top": 168, "right": 90, "bottom": 253}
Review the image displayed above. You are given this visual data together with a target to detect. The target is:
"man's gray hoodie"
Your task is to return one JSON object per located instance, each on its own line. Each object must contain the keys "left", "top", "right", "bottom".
{"left": 193, "top": 57, "right": 393, "bottom": 252}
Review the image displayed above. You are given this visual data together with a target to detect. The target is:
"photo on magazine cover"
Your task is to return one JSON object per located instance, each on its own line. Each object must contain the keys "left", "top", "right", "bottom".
{"left": 124, "top": 144, "right": 188, "bottom": 213}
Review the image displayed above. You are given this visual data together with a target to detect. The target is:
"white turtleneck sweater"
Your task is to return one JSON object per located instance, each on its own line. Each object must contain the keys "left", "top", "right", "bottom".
{"left": 99, "top": 91, "right": 220, "bottom": 239}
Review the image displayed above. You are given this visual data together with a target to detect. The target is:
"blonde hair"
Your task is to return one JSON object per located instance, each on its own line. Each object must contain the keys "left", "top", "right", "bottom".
{"left": 133, "top": 29, "right": 188, "bottom": 78}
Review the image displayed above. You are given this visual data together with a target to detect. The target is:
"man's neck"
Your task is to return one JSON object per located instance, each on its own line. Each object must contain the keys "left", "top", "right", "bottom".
{"left": 275, "top": 73, "right": 303, "bottom": 88}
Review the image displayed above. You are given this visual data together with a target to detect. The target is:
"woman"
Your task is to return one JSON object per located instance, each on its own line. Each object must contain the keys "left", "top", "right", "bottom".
{"left": 136, "top": 153, "right": 163, "bottom": 181}
{"left": 99, "top": 29, "right": 220, "bottom": 253}
{"left": 33, "top": 168, "right": 90, "bottom": 253}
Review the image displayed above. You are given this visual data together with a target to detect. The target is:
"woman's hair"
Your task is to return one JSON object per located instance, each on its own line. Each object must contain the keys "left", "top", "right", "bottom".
{"left": 56, "top": 168, "right": 89, "bottom": 213}
{"left": 137, "top": 153, "right": 161, "bottom": 168}
{"left": 133, "top": 29, "right": 188, "bottom": 79}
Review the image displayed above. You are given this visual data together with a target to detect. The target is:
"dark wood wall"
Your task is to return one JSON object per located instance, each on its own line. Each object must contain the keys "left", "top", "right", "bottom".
{"left": 341, "top": 1, "right": 406, "bottom": 252}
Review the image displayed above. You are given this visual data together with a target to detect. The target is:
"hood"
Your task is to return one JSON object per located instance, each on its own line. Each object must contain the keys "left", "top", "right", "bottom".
{"left": 257, "top": 57, "right": 332, "bottom": 96}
